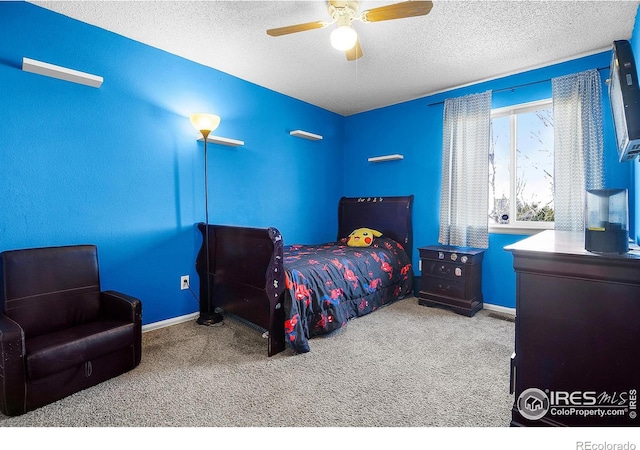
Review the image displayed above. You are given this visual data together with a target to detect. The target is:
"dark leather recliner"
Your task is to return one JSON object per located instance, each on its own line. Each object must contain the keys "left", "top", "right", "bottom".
{"left": 0, "top": 244, "right": 142, "bottom": 416}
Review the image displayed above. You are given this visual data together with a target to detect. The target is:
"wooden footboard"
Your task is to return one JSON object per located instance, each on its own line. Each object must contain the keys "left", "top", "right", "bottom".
{"left": 196, "top": 224, "right": 286, "bottom": 356}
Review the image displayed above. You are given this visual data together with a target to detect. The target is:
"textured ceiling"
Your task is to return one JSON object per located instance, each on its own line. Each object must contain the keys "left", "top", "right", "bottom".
{"left": 32, "top": 0, "right": 640, "bottom": 116}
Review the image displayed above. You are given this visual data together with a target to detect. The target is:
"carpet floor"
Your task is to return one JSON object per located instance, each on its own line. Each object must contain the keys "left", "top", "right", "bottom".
{"left": 0, "top": 296, "right": 515, "bottom": 427}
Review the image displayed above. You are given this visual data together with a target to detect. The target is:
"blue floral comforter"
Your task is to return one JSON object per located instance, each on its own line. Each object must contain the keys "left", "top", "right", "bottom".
{"left": 283, "top": 237, "right": 413, "bottom": 353}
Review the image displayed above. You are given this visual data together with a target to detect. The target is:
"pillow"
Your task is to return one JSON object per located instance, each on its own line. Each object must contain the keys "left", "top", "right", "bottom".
{"left": 347, "top": 228, "right": 382, "bottom": 247}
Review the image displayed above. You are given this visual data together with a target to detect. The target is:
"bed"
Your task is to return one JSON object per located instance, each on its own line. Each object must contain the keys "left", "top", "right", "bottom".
{"left": 195, "top": 195, "right": 414, "bottom": 356}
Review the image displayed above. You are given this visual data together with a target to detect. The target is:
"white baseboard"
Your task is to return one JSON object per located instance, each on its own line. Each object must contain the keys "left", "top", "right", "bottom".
{"left": 142, "top": 312, "right": 199, "bottom": 333}
{"left": 483, "top": 303, "right": 516, "bottom": 316}
{"left": 142, "top": 302, "right": 515, "bottom": 334}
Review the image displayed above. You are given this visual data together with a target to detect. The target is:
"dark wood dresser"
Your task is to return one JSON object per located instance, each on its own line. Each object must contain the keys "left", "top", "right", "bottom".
{"left": 505, "top": 230, "right": 640, "bottom": 427}
{"left": 417, "top": 245, "right": 484, "bottom": 317}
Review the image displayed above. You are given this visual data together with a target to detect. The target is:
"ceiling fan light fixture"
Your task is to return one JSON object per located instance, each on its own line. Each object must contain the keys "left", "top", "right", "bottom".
{"left": 330, "top": 25, "right": 357, "bottom": 51}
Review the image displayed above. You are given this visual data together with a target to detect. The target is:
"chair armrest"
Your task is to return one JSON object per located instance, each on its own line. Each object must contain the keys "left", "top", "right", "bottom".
{"left": 100, "top": 290, "right": 142, "bottom": 324}
{"left": 0, "top": 313, "right": 27, "bottom": 416}
{"left": 101, "top": 291, "right": 142, "bottom": 367}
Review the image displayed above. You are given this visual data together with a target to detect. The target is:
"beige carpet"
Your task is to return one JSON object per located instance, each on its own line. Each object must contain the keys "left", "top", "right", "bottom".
{"left": 0, "top": 296, "right": 515, "bottom": 427}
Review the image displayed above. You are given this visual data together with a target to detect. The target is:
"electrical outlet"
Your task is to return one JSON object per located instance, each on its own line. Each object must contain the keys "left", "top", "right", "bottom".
{"left": 180, "top": 275, "right": 189, "bottom": 290}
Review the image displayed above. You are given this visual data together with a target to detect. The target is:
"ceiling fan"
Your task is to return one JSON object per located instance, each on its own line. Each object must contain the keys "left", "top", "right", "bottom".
{"left": 266, "top": 1, "right": 434, "bottom": 61}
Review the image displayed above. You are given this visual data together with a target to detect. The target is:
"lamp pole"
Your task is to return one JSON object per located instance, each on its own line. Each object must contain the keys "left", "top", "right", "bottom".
{"left": 190, "top": 114, "right": 223, "bottom": 326}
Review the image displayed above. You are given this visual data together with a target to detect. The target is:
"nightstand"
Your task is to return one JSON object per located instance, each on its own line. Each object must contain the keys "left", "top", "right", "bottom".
{"left": 417, "top": 245, "right": 485, "bottom": 317}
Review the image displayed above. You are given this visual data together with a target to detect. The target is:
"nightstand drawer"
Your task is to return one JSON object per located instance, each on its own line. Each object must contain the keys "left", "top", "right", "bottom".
{"left": 421, "top": 277, "right": 466, "bottom": 298}
{"left": 419, "top": 246, "right": 484, "bottom": 265}
{"left": 422, "top": 260, "right": 465, "bottom": 280}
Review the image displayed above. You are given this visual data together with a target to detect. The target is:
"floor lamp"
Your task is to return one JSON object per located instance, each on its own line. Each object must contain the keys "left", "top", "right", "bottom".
{"left": 190, "top": 113, "right": 223, "bottom": 326}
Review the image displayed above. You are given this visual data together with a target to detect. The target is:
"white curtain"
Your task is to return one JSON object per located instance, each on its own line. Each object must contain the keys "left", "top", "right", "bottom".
{"left": 439, "top": 90, "right": 492, "bottom": 248}
{"left": 552, "top": 69, "right": 604, "bottom": 232}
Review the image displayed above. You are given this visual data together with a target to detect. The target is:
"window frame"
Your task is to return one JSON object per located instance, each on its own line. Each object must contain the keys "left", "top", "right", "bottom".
{"left": 489, "top": 98, "right": 555, "bottom": 235}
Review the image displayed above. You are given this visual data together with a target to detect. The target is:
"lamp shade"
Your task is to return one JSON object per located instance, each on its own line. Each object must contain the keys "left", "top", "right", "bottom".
{"left": 190, "top": 113, "right": 221, "bottom": 135}
{"left": 330, "top": 25, "right": 357, "bottom": 51}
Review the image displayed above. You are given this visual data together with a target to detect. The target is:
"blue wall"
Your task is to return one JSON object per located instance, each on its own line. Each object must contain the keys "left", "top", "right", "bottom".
{"left": 344, "top": 52, "right": 632, "bottom": 310}
{"left": 2, "top": 2, "right": 636, "bottom": 324}
{"left": 0, "top": 3, "right": 343, "bottom": 325}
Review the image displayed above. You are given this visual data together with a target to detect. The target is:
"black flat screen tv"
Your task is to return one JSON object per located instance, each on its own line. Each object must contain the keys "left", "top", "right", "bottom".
{"left": 609, "top": 40, "right": 640, "bottom": 162}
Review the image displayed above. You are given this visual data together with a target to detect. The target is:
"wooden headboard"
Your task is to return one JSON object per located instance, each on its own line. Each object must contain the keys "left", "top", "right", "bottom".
{"left": 337, "top": 195, "right": 414, "bottom": 261}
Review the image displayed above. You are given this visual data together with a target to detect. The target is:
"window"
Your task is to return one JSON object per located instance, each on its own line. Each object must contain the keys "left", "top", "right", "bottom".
{"left": 489, "top": 99, "right": 554, "bottom": 233}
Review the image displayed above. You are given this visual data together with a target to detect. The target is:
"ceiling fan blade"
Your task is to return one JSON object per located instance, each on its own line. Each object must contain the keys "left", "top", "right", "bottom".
{"left": 266, "top": 21, "right": 328, "bottom": 37}
{"left": 362, "top": 1, "right": 433, "bottom": 22}
{"left": 345, "top": 38, "right": 363, "bottom": 61}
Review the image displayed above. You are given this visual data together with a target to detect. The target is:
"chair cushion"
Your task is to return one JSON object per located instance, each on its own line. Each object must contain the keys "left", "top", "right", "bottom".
{"left": 25, "top": 320, "right": 134, "bottom": 380}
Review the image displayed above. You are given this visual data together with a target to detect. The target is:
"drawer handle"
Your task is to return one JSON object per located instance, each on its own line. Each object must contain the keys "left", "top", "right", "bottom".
{"left": 437, "top": 283, "right": 451, "bottom": 292}
{"left": 438, "top": 265, "right": 450, "bottom": 275}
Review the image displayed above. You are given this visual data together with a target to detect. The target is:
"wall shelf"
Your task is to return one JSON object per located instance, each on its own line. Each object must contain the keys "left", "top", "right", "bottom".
{"left": 22, "top": 57, "right": 103, "bottom": 88}
{"left": 198, "top": 135, "right": 244, "bottom": 147}
{"left": 290, "top": 129, "right": 323, "bottom": 141}
{"left": 368, "top": 154, "right": 404, "bottom": 163}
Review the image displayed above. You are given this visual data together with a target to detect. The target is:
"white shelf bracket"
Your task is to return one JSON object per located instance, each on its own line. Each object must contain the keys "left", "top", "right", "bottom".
{"left": 367, "top": 154, "right": 404, "bottom": 163}
{"left": 22, "top": 57, "right": 103, "bottom": 88}
{"left": 197, "top": 135, "right": 244, "bottom": 147}
{"left": 289, "top": 130, "right": 323, "bottom": 141}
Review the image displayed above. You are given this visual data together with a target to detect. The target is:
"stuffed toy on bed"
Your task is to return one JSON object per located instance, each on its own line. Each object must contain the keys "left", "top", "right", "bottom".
{"left": 347, "top": 227, "right": 382, "bottom": 247}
